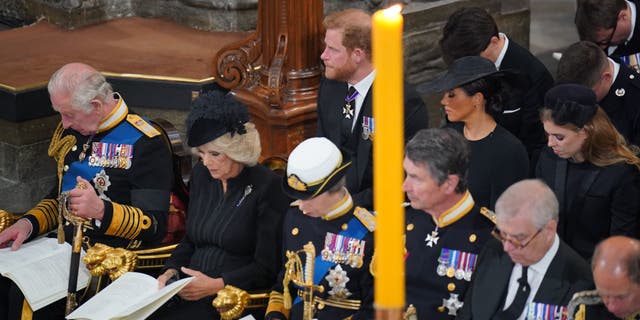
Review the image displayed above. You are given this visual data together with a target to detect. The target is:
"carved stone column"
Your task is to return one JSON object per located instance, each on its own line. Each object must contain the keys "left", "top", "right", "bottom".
{"left": 213, "top": 0, "right": 324, "bottom": 160}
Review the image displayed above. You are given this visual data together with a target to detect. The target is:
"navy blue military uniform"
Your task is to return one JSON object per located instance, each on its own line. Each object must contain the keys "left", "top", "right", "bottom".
{"left": 404, "top": 192, "right": 493, "bottom": 319}
{"left": 599, "top": 62, "right": 640, "bottom": 146}
{"left": 266, "top": 196, "right": 375, "bottom": 320}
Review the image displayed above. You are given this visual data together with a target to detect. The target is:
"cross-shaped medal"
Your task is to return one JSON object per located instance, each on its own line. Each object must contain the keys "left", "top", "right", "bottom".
{"left": 425, "top": 229, "right": 439, "bottom": 247}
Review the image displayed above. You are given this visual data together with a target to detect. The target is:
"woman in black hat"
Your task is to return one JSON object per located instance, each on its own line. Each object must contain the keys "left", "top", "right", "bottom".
{"left": 425, "top": 55, "right": 529, "bottom": 209}
{"left": 536, "top": 83, "right": 640, "bottom": 260}
{"left": 154, "top": 91, "right": 290, "bottom": 319}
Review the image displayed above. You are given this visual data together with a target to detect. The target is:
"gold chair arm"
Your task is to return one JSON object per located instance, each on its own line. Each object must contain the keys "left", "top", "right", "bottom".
{"left": 213, "top": 285, "right": 270, "bottom": 320}
{"left": 0, "top": 210, "right": 19, "bottom": 233}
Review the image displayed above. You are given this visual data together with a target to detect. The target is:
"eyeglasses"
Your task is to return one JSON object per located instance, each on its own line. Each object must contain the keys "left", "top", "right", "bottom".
{"left": 491, "top": 226, "right": 544, "bottom": 249}
{"left": 595, "top": 23, "right": 618, "bottom": 49}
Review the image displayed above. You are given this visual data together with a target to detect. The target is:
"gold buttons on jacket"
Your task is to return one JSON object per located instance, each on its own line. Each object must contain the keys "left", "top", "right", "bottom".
{"left": 291, "top": 228, "right": 299, "bottom": 236}
{"left": 448, "top": 283, "right": 456, "bottom": 292}
{"left": 341, "top": 223, "right": 348, "bottom": 231}
{"left": 469, "top": 234, "right": 477, "bottom": 243}
{"left": 71, "top": 145, "right": 78, "bottom": 152}
{"left": 406, "top": 223, "right": 414, "bottom": 231}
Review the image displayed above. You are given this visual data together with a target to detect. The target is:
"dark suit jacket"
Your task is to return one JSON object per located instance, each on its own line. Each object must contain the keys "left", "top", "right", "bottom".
{"left": 536, "top": 147, "right": 640, "bottom": 259}
{"left": 498, "top": 38, "right": 554, "bottom": 170}
{"left": 316, "top": 77, "right": 429, "bottom": 208}
{"left": 457, "top": 238, "right": 594, "bottom": 320}
{"left": 611, "top": 0, "right": 640, "bottom": 59}
{"left": 600, "top": 63, "right": 640, "bottom": 146}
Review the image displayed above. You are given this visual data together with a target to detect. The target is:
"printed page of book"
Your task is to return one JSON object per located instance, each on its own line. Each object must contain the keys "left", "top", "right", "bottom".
{"left": 0, "top": 237, "right": 90, "bottom": 311}
{"left": 66, "top": 272, "right": 192, "bottom": 320}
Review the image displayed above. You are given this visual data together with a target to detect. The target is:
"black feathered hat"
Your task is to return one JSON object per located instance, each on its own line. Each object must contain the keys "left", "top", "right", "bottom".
{"left": 186, "top": 91, "right": 250, "bottom": 147}
{"left": 544, "top": 83, "right": 598, "bottom": 128}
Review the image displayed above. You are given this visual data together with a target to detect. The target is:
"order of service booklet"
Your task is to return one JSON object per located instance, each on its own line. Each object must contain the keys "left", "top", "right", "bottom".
{"left": 0, "top": 237, "right": 91, "bottom": 311}
{"left": 66, "top": 271, "right": 193, "bottom": 320}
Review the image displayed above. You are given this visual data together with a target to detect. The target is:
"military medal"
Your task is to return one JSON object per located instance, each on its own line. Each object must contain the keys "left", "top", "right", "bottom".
{"left": 93, "top": 170, "right": 112, "bottom": 201}
{"left": 425, "top": 226, "right": 439, "bottom": 247}
{"left": 361, "top": 116, "right": 375, "bottom": 141}
{"left": 325, "top": 265, "right": 352, "bottom": 299}
{"left": 436, "top": 249, "right": 450, "bottom": 276}
{"left": 527, "top": 302, "right": 567, "bottom": 320}
{"left": 343, "top": 87, "right": 358, "bottom": 119}
{"left": 455, "top": 252, "right": 466, "bottom": 280}
{"left": 441, "top": 293, "right": 464, "bottom": 316}
{"left": 322, "top": 232, "right": 366, "bottom": 268}
{"left": 464, "top": 253, "right": 477, "bottom": 281}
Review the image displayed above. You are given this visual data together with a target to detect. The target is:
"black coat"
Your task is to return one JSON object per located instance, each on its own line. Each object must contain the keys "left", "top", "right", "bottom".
{"left": 457, "top": 238, "right": 594, "bottom": 320}
{"left": 610, "top": 0, "right": 640, "bottom": 59}
{"left": 316, "top": 77, "right": 429, "bottom": 209}
{"left": 536, "top": 147, "right": 640, "bottom": 259}
{"left": 600, "top": 63, "right": 640, "bottom": 146}
{"left": 498, "top": 38, "right": 554, "bottom": 169}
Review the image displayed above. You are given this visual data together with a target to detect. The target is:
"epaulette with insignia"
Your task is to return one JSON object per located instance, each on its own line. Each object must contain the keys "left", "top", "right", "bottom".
{"left": 567, "top": 290, "right": 602, "bottom": 320}
{"left": 480, "top": 207, "right": 496, "bottom": 224}
{"left": 354, "top": 207, "right": 376, "bottom": 232}
{"left": 126, "top": 114, "right": 160, "bottom": 138}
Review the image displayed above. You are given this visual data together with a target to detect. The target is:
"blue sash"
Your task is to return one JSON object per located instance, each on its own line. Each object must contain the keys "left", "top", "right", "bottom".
{"left": 61, "top": 120, "right": 142, "bottom": 192}
{"left": 293, "top": 215, "right": 369, "bottom": 305}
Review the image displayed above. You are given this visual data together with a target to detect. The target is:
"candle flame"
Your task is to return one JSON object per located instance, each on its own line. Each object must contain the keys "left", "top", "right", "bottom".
{"left": 384, "top": 4, "right": 403, "bottom": 16}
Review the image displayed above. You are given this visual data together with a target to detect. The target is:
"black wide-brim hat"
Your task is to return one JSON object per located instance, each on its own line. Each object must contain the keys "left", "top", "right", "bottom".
{"left": 282, "top": 137, "right": 351, "bottom": 200}
{"left": 186, "top": 90, "right": 250, "bottom": 147}
{"left": 418, "top": 56, "right": 513, "bottom": 93}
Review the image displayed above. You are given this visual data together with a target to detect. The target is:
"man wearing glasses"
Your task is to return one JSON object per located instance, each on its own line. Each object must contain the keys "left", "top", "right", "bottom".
{"left": 402, "top": 128, "right": 494, "bottom": 319}
{"left": 457, "top": 179, "right": 593, "bottom": 320}
{"left": 575, "top": 0, "right": 640, "bottom": 71}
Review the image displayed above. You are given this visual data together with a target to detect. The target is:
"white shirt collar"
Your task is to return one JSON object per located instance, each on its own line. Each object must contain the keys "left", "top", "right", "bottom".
{"left": 494, "top": 33, "right": 509, "bottom": 69}
{"left": 610, "top": 57, "right": 621, "bottom": 81}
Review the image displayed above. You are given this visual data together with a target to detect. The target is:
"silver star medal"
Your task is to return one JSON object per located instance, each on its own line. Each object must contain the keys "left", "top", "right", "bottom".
{"left": 325, "top": 264, "right": 352, "bottom": 299}
{"left": 425, "top": 229, "right": 439, "bottom": 247}
{"left": 442, "top": 293, "right": 464, "bottom": 316}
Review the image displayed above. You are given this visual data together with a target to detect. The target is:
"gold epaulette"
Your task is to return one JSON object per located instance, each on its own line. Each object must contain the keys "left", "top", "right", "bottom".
{"left": 567, "top": 290, "right": 602, "bottom": 320}
{"left": 480, "top": 207, "right": 496, "bottom": 224}
{"left": 126, "top": 114, "right": 160, "bottom": 138}
{"left": 266, "top": 291, "right": 290, "bottom": 319}
{"left": 353, "top": 207, "right": 376, "bottom": 232}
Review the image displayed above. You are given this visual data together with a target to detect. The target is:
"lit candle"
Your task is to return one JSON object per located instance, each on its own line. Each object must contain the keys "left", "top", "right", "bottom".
{"left": 372, "top": 4, "right": 405, "bottom": 318}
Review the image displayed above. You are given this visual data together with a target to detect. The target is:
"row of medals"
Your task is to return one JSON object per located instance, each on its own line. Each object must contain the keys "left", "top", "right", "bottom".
{"left": 436, "top": 262, "right": 473, "bottom": 282}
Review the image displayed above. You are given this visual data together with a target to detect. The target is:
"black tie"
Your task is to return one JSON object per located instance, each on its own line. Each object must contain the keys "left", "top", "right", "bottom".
{"left": 496, "top": 266, "right": 530, "bottom": 320}
{"left": 341, "top": 86, "right": 358, "bottom": 140}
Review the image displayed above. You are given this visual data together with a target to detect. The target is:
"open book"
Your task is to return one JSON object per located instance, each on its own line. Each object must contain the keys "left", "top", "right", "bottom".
{"left": 66, "top": 271, "right": 193, "bottom": 320}
{"left": 0, "top": 237, "right": 91, "bottom": 311}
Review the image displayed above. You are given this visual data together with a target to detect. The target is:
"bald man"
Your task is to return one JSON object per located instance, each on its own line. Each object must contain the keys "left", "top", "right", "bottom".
{"left": 592, "top": 236, "right": 640, "bottom": 319}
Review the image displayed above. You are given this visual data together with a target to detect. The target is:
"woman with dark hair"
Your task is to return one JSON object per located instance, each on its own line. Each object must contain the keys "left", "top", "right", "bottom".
{"left": 536, "top": 83, "right": 640, "bottom": 260}
{"left": 423, "top": 55, "right": 529, "bottom": 209}
{"left": 153, "top": 91, "right": 290, "bottom": 319}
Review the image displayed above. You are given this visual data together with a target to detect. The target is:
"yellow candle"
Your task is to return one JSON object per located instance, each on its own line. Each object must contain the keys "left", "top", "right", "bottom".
{"left": 372, "top": 4, "right": 405, "bottom": 314}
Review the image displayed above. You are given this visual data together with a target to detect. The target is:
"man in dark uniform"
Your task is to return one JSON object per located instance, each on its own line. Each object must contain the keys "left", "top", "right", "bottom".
{"left": 0, "top": 62, "right": 172, "bottom": 319}
{"left": 439, "top": 7, "right": 552, "bottom": 171}
{"left": 317, "top": 8, "right": 429, "bottom": 209}
{"left": 575, "top": 0, "right": 640, "bottom": 71}
{"left": 265, "top": 137, "right": 375, "bottom": 320}
{"left": 557, "top": 40, "right": 640, "bottom": 146}
{"left": 401, "top": 128, "right": 493, "bottom": 319}
{"left": 458, "top": 179, "right": 594, "bottom": 320}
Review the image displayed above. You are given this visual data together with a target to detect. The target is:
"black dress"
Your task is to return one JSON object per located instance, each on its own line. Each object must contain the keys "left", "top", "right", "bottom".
{"left": 449, "top": 122, "right": 529, "bottom": 209}
{"left": 536, "top": 147, "right": 640, "bottom": 259}
{"left": 154, "top": 162, "right": 290, "bottom": 319}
